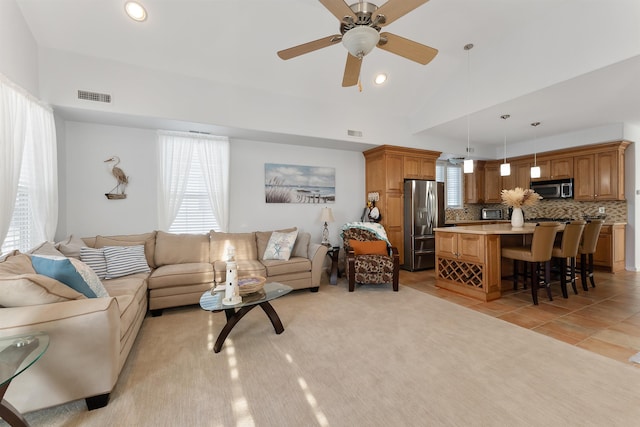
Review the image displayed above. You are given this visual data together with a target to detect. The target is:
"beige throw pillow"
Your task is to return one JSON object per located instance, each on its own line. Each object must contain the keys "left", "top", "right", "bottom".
{"left": 256, "top": 227, "right": 297, "bottom": 261}
{"left": 0, "top": 274, "right": 86, "bottom": 307}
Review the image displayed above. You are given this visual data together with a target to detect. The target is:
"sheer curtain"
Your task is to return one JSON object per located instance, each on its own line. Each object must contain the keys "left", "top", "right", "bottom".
{"left": 0, "top": 74, "right": 57, "bottom": 248}
{"left": 157, "top": 131, "right": 229, "bottom": 232}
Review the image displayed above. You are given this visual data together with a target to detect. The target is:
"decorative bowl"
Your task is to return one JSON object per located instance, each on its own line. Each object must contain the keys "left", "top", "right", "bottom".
{"left": 237, "top": 276, "right": 266, "bottom": 296}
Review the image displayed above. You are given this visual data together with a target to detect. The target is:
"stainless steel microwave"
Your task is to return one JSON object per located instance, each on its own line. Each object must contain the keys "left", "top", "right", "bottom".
{"left": 530, "top": 178, "right": 573, "bottom": 199}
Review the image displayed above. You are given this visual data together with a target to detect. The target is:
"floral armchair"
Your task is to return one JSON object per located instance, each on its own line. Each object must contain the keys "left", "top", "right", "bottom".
{"left": 340, "top": 222, "right": 399, "bottom": 292}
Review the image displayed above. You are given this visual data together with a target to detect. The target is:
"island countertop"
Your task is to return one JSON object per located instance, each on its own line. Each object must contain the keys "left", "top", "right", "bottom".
{"left": 434, "top": 223, "right": 540, "bottom": 235}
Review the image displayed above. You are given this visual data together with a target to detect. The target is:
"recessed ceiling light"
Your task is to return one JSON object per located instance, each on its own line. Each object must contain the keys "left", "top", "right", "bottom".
{"left": 125, "top": 1, "right": 147, "bottom": 22}
{"left": 374, "top": 73, "right": 388, "bottom": 85}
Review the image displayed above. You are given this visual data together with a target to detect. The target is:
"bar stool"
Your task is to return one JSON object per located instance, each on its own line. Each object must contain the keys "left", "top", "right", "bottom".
{"left": 501, "top": 222, "right": 561, "bottom": 305}
{"left": 551, "top": 220, "right": 586, "bottom": 298}
{"left": 578, "top": 219, "right": 605, "bottom": 291}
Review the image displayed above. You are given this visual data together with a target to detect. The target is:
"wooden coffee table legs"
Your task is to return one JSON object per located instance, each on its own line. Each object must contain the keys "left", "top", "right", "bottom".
{"left": 214, "top": 301, "right": 285, "bottom": 353}
{"left": 0, "top": 383, "right": 29, "bottom": 427}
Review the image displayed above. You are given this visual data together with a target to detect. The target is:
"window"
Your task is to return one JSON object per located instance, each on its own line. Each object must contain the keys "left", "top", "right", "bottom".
{"left": 0, "top": 76, "right": 57, "bottom": 254}
{"left": 157, "top": 131, "right": 230, "bottom": 233}
{"left": 436, "top": 161, "right": 463, "bottom": 209}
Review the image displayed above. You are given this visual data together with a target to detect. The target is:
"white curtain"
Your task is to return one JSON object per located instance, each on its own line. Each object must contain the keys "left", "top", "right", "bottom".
{"left": 28, "top": 103, "right": 58, "bottom": 242}
{"left": 198, "top": 136, "right": 230, "bottom": 232}
{"left": 157, "top": 131, "right": 230, "bottom": 232}
{"left": 0, "top": 74, "right": 56, "bottom": 247}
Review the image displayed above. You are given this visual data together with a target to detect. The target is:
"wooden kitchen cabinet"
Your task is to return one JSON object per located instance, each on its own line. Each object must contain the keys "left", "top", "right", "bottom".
{"left": 592, "top": 224, "right": 626, "bottom": 272}
{"left": 364, "top": 145, "right": 441, "bottom": 265}
{"left": 404, "top": 156, "right": 436, "bottom": 180}
{"left": 574, "top": 143, "right": 628, "bottom": 201}
{"left": 464, "top": 161, "right": 485, "bottom": 204}
{"left": 531, "top": 156, "right": 573, "bottom": 181}
{"left": 483, "top": 162, "right": 501, "bottom": 203}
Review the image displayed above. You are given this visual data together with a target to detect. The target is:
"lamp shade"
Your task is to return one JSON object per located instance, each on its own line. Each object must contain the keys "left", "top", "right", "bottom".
{"left": 463, "top": 159, "right": 474, "bottom": 173}
{"left": 342, "top": 26, "right": 380, "bottom": 58}
{"left": 320, "top": 207, "right": 335, "bottom": 223}
{"left": 500, "top": 162, "right": 511, "bottom": 176}
{"left": 530, "top": 166, "right": 541, "bottom": 178}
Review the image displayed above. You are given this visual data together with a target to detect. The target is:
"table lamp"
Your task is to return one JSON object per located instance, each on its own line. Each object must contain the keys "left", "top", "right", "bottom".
{"left": 320, "top": 207, "right": 335, "bottom": 246}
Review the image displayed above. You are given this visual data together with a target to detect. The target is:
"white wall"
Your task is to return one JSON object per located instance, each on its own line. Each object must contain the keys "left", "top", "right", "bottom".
{"left": 58, "top": 122, "right": 365, "bottom": 246}
{"left": 625, "top": 123, "right": 640, "bottom": 270}
{"left": 0, "top": 0, "right": 39, "bottom": 94}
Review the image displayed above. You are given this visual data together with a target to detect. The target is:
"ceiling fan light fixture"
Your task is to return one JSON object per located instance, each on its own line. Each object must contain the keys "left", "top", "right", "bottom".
{"left": 374, "top": 73, "right": 387, "bottom": 85}
{"left": 125, "top": 1, "right": 147, "bottom": 22}
{"left": 342, "top": 26, "right": 380, "bottom": 58}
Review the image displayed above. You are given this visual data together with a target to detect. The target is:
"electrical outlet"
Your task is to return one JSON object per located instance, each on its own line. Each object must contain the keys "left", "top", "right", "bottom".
{"left": 598, "top": 207, "right": 606, "bottom": 214}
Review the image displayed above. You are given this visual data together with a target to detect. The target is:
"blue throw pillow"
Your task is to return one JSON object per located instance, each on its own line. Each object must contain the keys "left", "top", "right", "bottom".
{"left": 31, "top": 255, "right": 97, "bottom": 298}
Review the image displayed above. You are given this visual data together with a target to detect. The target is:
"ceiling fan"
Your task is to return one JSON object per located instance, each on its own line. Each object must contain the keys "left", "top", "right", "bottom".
{"left": 277, "top": 0, "right": 438, "bottom": 87}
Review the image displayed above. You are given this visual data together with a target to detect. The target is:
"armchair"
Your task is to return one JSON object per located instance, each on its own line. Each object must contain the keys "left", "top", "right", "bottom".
{"left": 340, "top": 222, "right": 399, "bottom": 292}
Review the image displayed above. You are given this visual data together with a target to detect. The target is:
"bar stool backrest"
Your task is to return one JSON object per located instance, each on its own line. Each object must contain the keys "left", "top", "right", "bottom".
{"left": 530, "top": 222, "right": 561, "bottom": 262}
{"left": 556, "top": 220, "right": 586, "bottom": 257}
{"left": 580, "top": 219, "right": 605, "bottom": 254}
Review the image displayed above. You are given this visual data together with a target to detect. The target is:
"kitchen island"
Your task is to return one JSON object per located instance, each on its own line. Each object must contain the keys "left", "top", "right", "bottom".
{"left": 433, "top": 223, "right": 542, "bottom": 302}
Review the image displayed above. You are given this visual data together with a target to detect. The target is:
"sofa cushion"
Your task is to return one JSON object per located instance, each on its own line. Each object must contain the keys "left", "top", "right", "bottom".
{"left": 213, "top": 259, "right": 266, "bottom": 284}
{"left": 261, "top": 257, "right": 311, "bottom": 277}
{"left": 0, "top": 253, "right": 87, "bottom": 307}
{"left": 28, "top": 241, "right": 65, "bottom": 257}
{"left": 154, "top": 231, "right": 210, "bottom": 266}
{"left": 31, "top": 255, "right": 97, "bottom": 298}
{"left": 95, "top": 232, "right": 157, "bottom": 268}
{"left": 148, "top": 263, "right": 214, "bottom": 289}
{"left": 292, "top": 232, "right": 310, "bottom": 258}
{"left": 349, "top": 239, "right": 388, "bottom": 256}
{"left": 55, "top": 234, "right": 87, "bottom": 259}
{"left": 103, "top": 245, "right": 151, "bottom": 279}
{"left": 0, "top": 274, "right": 87, "bottom": 307}
{"left": 263, "top": 230, "right": 298, "bottom": 261}
{"left": 80, "top": 247, "right": 107, "bottom": 279}
{"left": 209, "top": 232, "right": 257, "bottom": 262}
{"left": 256, "top": 227, "right": 297, "bottom": 261}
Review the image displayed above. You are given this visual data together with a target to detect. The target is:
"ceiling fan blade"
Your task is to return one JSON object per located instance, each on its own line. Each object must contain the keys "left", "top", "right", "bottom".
{"left": 377, "top": 32, "right": 438, "bottom": 65}
{"left": 319, "top": 0, "right": 358, "bottom": 23}
{"left": 277, "top": 35, "right": 342, "bottom": 60}
{"left": 375, "top": 0, "right": 429, "bottom": 26}
{"left": 342, "top": 53, "right": 362, "bottom": 87}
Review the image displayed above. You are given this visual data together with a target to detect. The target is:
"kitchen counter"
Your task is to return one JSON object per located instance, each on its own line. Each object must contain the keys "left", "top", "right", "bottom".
{"left": 444, "top": 220, "right": 510, "bottom": 226}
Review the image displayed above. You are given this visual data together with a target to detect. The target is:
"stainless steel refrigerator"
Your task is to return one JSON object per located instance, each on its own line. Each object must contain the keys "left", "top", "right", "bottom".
{"left": 403, "top": 180, "right": 445, "bottom": 271}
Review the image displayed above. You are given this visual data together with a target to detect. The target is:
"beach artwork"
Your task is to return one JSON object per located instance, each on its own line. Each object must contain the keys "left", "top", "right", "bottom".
{"left": 265, "top": 163, "right": 335, "bottom": 204}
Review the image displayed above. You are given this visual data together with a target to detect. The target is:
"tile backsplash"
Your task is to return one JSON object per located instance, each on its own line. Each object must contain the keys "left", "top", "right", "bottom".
{"left": 446, "top": 200, "right": 626, "bottom": 223}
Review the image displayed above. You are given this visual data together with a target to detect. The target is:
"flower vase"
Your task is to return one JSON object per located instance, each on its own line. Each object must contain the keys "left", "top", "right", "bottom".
{"left": 511, "top": 207, "right": 524, "bottom": 228}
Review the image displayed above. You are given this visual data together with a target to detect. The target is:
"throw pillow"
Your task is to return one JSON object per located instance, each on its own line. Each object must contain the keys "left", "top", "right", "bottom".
{"left": 28, "top": 241, "right": 65, "bottom": 257}
{"left": 291, "top": 232, "right": 310, "bottom": 258}
{"left": 95, "top": 232, "right": 157, "bottom": 268}
{"left": 349, "top": 239, "right": 388, "bottom": 256}
{"left": 262, "top": 230, "right": 299, "bottom": 261}
{"left": 56, "top": 234, "right": 87, "bottom": 259}
{"left": 69, "top": 258, "right": 109, "bottom": 298}
{"left": 31, "top": 255, "right": 97, "bottom": 298}
{"left": 80, "top": 247, "right": 108, "bottom": 279}
{"left": 103, "top": 245, "right": 150, "bottom": 279}
{"left": 0, "top": 274, "right": 85, "bottom": 307}
{"left": 256, "top": 227, "right": 297, "bottom": 260}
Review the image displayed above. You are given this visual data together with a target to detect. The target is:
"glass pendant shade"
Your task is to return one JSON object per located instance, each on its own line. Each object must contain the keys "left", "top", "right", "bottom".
{"left": 463, "top": 159, "right": 474, "bottom": 173}
{"left": 500, "top": 163, "right": 511, "bottom": 176}
{"left": 530, "top": 165, "right": 541, "bottom": 178}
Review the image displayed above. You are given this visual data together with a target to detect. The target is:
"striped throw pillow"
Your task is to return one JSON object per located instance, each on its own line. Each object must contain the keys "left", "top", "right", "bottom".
{"left": 80, "top": 247, "right": 107, "bottom": 279}
{"left": 103, "top": 245, "right": 150, "bottom": 279}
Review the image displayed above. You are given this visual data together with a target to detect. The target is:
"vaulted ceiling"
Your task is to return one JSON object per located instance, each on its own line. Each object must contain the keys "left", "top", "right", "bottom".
{"left": 15, "top": 0, "right": 640, "bottom": 157}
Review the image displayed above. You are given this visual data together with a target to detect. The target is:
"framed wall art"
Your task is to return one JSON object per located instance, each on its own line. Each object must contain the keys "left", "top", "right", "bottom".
{"left": 265, "top": 163, "right": 335, "bottom": 204}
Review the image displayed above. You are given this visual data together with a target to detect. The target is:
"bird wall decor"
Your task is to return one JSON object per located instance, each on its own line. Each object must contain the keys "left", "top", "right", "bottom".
{"left": 104, "top": 156, "right": 129, "bottom": 199}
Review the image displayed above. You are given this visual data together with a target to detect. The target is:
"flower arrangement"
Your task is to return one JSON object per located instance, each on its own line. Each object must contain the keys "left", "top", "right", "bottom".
{"left": 500, "top": 187, "right": 542, "bottom": 208}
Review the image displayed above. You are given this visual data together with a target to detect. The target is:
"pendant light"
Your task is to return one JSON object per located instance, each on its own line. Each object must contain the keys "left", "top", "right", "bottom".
{"left": 500, "top": 114, "right": 511, "bottom": 176}
{"left": 463, "top": 43, "right": 474, "bottom": 174}
{"left": 530, "top": 121, "right": 541, "bottom": 178}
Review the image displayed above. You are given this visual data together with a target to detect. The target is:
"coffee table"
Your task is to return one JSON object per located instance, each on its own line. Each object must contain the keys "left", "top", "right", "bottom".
{"left": 1, "top": 332, "right": 49, "bottom": 427}
{"left": 200, "top": 282, "right": 293, "bottom": 353}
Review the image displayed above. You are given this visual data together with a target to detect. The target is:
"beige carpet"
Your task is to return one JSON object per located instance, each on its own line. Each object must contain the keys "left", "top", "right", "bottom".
{"left": 9, "top": 282, "right": 640, "bottom": 427}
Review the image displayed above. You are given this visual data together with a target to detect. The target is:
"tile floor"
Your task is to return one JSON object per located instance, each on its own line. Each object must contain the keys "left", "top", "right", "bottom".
{"left": 400, "top": 268, "right": 640, "bottom": 366}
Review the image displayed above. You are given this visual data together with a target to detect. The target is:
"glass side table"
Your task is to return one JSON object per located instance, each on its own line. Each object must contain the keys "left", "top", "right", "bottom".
{"left": 0, "top": 332, "right": 49, "bottom": 427}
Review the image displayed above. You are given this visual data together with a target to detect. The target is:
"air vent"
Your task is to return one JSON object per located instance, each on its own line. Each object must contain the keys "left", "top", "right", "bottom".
{"left": 77, "top": 90, "right": 111, "bottom": 103}
{"left": 347, "top": 129, "right": 363, "bottom": 137}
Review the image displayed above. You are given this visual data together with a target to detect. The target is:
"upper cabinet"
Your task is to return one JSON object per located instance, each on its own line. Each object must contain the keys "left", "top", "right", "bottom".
{"left": 404, "top": 156, "right": 436, "bottom": 180}
{"left": 573, "top": 143, "right": 629, "bottom": 201}
{"left": 479, "top": 141, "right": 630, "bottom": 202}
{"left": 464, "top": 160, "right": 485, "bottom": 204}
